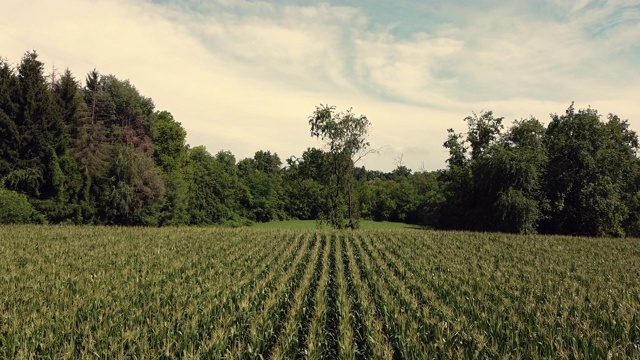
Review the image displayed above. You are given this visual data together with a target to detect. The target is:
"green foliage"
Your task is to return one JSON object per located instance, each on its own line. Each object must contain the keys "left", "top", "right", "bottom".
{"left": 444, "top": 129, "right": 467, "bottom": 168}
{"left": 285, "top": 178, "right": 324, "bottom": 220}
{"left": 472, "top": 119, "right": 547, "bottom": 233}
{"left": 221, "top": 214, "right": 254, "bottom": 228}
{"left": 2, "top": 167, "right": 43, "bottom": 196}
{"left": 308, "top": 105, "right": 371, "bottom": 229}
{"left": 465, "top": 111, "right": 504, "bottom": 160}
{"left": 494, "top": 188, "right": 540, "bottom": 234}
{"left": 95, "top": 145, "right": 165, "bottom": 225}
{"left": 100, "top": 75, "right": 154, "bottom": 152}
{"left": 187, "top": 146, "right": 248, "bottom": 225}
{"left": 237, "top": 151, "right": 286, "bottom": 222}
{"left": 284, "top": 148, "right": 326, "bottom": 220}
{"left": 10, "top": 52, "right": 63, "bottom": 198}
{"left": 150, "top": 111, "right": 190, "bottom": 225}
{"left": 84, "top": 69, "right": 116, "bottom": 126}
{"left": 0, "top": 188, "right": 43, "bottom": 223}
{"left": 358, "top": 174, "right": 423, "bottom": 224}
{"left": 410, "top": 171, "right": 446, "bottom": 227}
{"left": 1, "top": 226, "right": 639, "bottom": 358}
{"left": 3, "top": 50, "right": 640, "bottom": 234}
{"left": 53, "top": 69, "right": 88, "bottom": 141}
{"left": 253, "top": 150, "right": 282, "bottom": 174}
{"left": 0, "top": 59, "right": 20, "bottom": 177}
{"left": 150, "top": 111, "right": 187, "bottom": 171}
{"left": 542, "top": 104, "right": 638, "bottom": 236}
{"left": 436, "top": 105, "right": 640, "bottom": 236}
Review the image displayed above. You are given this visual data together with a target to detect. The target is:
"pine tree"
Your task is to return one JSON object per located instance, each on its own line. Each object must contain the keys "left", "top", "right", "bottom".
{"left": 0, "top": 59, "right": 20, "bottom": 179}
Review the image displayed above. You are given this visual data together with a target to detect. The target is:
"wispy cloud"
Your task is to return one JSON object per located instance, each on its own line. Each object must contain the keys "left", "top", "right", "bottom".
{"left": 2, "top": 0, "right": 639, "bottom": 171}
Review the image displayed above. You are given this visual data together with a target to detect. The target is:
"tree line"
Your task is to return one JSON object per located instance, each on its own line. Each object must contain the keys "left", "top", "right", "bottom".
{"left": 2, "top": 51, "right": 639, "bottom": 236}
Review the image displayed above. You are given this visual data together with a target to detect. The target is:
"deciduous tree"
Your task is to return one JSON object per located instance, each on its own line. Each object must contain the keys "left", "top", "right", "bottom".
{"left": 308, "top": 105, "right": 371, "bottom": 229}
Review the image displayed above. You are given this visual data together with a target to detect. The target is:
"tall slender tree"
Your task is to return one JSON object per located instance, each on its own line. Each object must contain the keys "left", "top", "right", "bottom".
{"left": 150, "top": 111, "right": 190, "bottom": 225}
{"left": 308, "top": 104, "right": 371, "bottom": 229}
{"left": 0, "top": 59, "right": 20, "bottom": 179}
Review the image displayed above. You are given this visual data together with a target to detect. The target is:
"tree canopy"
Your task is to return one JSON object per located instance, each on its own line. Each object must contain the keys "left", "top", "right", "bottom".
{"left": 308, "top": 105, "right": 371, "bottom": 229}
{"left": 2, "top": 51, "right": 640, "bottom": 236}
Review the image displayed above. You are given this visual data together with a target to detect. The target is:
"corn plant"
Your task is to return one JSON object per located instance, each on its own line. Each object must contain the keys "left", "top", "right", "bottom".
{"left": 1, "top": 225, "right": 639, "bottom": 359}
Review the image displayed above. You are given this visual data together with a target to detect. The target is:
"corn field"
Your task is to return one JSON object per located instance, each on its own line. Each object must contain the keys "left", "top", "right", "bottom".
{"left": 1, "top": 226, "right": 639, "bottom": 359}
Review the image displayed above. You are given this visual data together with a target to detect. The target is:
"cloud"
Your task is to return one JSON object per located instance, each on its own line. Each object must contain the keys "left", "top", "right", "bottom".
{"left": 1, "top": 0, "right": 639, "bottom": 172}
{"left": 354, "top": 32, "right": 464, "bottom": 106}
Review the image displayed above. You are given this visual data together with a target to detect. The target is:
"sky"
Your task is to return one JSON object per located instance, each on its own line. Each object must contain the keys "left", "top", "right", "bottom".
{"left": 2, "top": 0, "right": 639, "bottom": 171}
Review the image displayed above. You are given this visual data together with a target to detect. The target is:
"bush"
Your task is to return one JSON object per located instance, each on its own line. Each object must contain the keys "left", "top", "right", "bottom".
{"left": 222, "top": 214, "right": 254, "bottom": 228}
{"left": 0, "top": 188, "right": 44, "bottom": 224}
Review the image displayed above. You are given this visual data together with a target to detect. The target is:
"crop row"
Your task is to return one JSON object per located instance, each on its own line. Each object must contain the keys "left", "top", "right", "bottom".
{"left": 1, "top": 226, "right": 639, "bottom": 358}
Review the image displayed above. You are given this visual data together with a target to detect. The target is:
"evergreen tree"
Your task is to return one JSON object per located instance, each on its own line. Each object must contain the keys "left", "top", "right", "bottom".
{"left": 0, "top": 59, "right": 20, "bottom": 179}
{"left": 9, "top": 51, "right": 70, "bottom": 222}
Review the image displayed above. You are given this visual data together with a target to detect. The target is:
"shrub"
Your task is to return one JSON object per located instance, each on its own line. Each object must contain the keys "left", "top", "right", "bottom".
{"left": 0, "top": 188, "right": 44, "bottom": 224}
{"left": 222, "top": 214, "right": 254, "bottom": 228}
